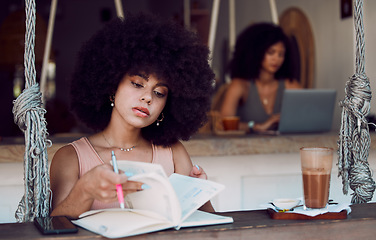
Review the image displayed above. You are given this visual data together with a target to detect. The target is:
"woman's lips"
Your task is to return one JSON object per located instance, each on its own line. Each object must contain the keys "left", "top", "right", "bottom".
{"left": 271, "top": 64, "right": 280, "bottom": 69}
{"left": 133, "top": 107, "right": 150, "bottom": 118}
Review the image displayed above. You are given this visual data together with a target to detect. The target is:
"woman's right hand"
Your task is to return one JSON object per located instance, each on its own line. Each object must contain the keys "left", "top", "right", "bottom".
{"left": 79, "top": 164, "right": 143, "bottom": 204}
{"left": 253, "top": 114, "right": 280, "bottom": 133}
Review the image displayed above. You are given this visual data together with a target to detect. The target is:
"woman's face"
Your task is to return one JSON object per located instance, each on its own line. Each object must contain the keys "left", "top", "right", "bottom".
{"left": 261, "top": 41, "right": 286, "bottom": 75}
{"left": 112, "top": 73, "right": 168, "bottom": 129}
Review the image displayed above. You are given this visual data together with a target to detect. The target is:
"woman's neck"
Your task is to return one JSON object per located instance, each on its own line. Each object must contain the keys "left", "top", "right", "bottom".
{"left": 103, "top": 121, "right": 143, "bottom": 148}
{"left": 257, "top": 70, "right": 276, "bottom": 84}
{"left": 255, "top": 71, "right": 279, "bottom": 115}
{"left": 90, "top": 127, "right": 149, "bottom": 165}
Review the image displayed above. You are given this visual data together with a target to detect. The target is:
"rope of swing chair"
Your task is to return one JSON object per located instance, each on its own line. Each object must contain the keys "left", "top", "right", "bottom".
{"left": 338, "top": 0, "right": 375, "bottom": 203}
{"left": 12, "top": 0, "right": 126, "bottom": 223}
{"left": 11, "top": 0, "right": 127, "bottom": 223}
{"left": 12, "top": 0, "right": 51, "bottom": 222}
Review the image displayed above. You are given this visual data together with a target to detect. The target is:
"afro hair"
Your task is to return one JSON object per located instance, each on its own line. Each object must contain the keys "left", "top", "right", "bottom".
{"left": 70, "top": 13, "right": 215, "bottom": 146}
{"left": 229, "top": 22, "right": 295, "bottom": 80}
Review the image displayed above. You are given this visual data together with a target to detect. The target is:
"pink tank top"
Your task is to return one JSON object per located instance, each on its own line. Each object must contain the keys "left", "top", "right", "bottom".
{"left": 70, "top": 137, "right": 174, "bottom": 210}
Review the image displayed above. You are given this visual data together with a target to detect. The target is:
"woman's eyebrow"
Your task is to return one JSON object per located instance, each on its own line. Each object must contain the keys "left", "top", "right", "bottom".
{"left": 134, "top": 73, "right": 168, "bottom": 88}
{"left": 156, "top": 82, "right": 169, "bottom": 88}
{"left": 136, "top": 73, "right": 149, "bottom": 80}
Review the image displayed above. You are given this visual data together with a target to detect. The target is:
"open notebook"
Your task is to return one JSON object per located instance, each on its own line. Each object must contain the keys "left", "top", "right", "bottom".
{"left": 72, "top": 161, "right": 233, "bottom": 238}
{"left": 277, "top": 89, "right": 337, "bottom": 134}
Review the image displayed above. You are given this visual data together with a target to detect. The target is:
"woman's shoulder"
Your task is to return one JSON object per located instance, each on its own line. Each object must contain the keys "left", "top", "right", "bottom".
{"left": 170, "top": 141, "right": 186, "bottom": 154}
{"left": 50, "top": 144, "right": 79, "bottom": 182}
{"left": 152, "top": 143, "right": 172, "bottom": 154}
{"left": 227, "top": 78, "right": 251, "bottom": 95}
{"left": 230, "top": 78, "right": 251, "bottom": 87}
{"left": 51, "top": 138, "right": 83, "bottom": 168}
{"left": 170, "top": 141, "right": 191, "bottom": 175}
{"left": 284, "top": 79, "right": 302, "bottom": 89}
{"left": 53, "top": 144, "right": 77, "bottom": 159}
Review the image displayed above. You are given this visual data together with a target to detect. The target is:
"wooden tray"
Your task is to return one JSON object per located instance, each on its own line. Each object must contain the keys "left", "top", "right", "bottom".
{"left": 267, "top": 208, "right": 348, "bottom": 220}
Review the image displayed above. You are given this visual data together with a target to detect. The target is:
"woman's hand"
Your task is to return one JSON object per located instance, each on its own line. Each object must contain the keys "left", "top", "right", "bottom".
{"left": 80, "top": 164, "right": 143, "bottom": 204}
{"left": 189, "top": 164, "right": 215, "bottom": 212}
{"left": 189, "top": 164, "right": 208, "bottom": 180}
{"left": 253, "top": 114, "right": 280, "bottom": 133}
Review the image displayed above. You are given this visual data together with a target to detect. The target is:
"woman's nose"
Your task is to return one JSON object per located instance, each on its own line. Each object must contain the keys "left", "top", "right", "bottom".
{"left": 140, "top": 95, "right": 152, "bottom": 105}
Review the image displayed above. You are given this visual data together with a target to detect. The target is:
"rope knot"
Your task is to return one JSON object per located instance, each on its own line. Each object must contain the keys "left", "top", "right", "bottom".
{"left": 12, "top": 84, "right": 43, "bottom": 131}
{"left": 349, "top": 160, "right": 376, "bottom": 203}
{"left": 344, "top": 73, "right": 371, "bottom": 114}
{"left": 341, "top": 73, "right": 371, "bottom": 133}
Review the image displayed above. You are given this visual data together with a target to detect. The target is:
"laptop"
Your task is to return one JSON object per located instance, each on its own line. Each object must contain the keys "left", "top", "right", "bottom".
{"left": 277, "top": 89, "right": 337, "bottom": 134}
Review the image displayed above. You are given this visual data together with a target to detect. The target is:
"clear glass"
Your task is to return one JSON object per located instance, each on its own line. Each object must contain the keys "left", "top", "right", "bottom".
{"left": 222, "top": 116, "right": 239, "bottom": 131}
{"left": 300, "top": 147, "right": 333, "bottom": 209}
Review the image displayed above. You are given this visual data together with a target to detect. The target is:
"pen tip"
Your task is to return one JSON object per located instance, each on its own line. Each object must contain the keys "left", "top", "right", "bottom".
{"left": 111, "top": 151, "right": 115, "bottom": 155}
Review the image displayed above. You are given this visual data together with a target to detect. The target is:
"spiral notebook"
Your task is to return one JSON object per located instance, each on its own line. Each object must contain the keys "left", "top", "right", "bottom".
{"left": 277, "top": 89, "right": 337, "bottom": 134}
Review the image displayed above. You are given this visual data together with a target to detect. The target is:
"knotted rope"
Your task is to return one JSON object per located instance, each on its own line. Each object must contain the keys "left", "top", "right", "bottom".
{"left": 12, "top": 0, "right": 51, "bottom": 222}
{"left": 338, "top": 0, "right": 375, "bottom": 203}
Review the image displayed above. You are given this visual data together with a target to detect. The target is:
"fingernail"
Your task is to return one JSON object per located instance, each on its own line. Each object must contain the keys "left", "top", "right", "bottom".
{"left": 124, "top": 171, "right": 133, "bottom": 177}
{"left": 141, "top": 184, "right": 151, "bottom": 190}
{"left": 195, "top": 164, "right": 200, "bottom": 170}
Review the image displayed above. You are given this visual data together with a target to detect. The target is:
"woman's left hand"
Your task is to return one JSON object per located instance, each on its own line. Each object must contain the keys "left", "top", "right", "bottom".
{"left": 189, "top": 164, "right": 207, "bottom": 180}
{"left": 189, "top": 164, "right": 215, "bottom": 212}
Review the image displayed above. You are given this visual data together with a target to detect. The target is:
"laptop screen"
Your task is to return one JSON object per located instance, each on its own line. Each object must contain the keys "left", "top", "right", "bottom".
{"left": 278, "top": 89, "right": 337, "bottom": 134}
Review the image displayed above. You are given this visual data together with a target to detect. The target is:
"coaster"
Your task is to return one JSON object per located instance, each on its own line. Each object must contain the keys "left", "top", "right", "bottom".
{"left": 267, "top": 208, "right": 348, "bottom": 220}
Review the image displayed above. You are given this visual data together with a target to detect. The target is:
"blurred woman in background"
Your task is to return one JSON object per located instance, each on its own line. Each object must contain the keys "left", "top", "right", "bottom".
{"left": 220, "top": 22, "right": 301, "bottom": 133}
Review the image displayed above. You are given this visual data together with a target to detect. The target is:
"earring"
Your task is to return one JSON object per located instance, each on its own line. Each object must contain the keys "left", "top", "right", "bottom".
{"left": 156, "top": 113, "right": 164, "bottom": 126}
{"left": 110, "top": 95, "right": 115, "bottom": 107}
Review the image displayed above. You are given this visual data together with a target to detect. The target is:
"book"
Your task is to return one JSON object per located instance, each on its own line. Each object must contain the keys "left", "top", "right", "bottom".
{"left": 72, "top": 160, "right": 233, "bottom": 238}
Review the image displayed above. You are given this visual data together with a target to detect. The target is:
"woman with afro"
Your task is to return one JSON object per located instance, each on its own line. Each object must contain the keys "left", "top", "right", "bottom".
{"left": 220, "top": 22, "right": 301, "bottom": 133}
{"left": 50, "top": 13, "right": 215, "bottom": 219}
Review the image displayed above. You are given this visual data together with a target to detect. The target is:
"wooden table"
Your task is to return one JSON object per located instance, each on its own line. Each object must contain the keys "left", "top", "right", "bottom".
{"left": 1, "top": 203, "right": 375, "bottom": 239}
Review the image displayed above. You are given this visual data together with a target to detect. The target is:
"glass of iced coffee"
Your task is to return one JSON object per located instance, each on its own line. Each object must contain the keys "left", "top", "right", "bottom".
{"left": 300, "top": 147, "right": 333, "bottom": 209}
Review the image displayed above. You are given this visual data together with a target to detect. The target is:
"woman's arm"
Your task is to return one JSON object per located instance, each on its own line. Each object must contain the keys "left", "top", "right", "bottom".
{"left": 171, "top": 141, "right": 215, "bottom": 212}
{"left": 220, "top": 78, "right": 248, "bottom": 117}
{"left": 50, "top": 145, "right": 92, "bottom": 218}
{"left": 50, "top": 145, "right": 139, "bottom": 219}
{"left": 220, "top": 79, "right": 253, "bottom": 132}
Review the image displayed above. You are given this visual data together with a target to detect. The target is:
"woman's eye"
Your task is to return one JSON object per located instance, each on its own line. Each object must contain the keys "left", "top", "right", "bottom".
{"left": 131, "top": 82, "right": 143, "bottom": 88}
{"left": 154, "top": 91, "right": 166, "bottom": 98}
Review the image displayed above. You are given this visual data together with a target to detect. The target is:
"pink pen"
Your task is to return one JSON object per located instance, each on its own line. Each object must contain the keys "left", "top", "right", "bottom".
{"left": 111, "top": 151, "right": 125, "bottom": 209}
